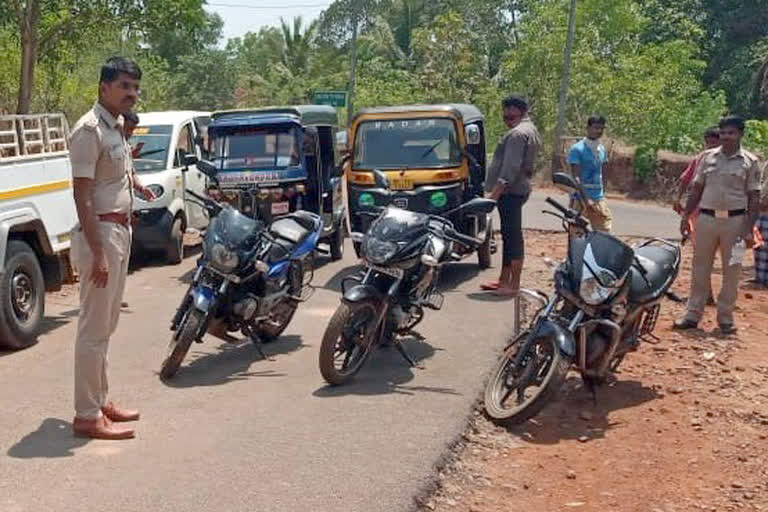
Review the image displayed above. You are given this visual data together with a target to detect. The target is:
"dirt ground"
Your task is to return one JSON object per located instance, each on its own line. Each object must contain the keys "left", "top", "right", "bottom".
{"left": 418, "top": 230, "right": 768, "bottom": 512}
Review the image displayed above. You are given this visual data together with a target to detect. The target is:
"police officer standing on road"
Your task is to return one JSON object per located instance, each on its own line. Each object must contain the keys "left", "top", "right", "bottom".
{"left": 674, "top": 116, "right": 762, "bottom": 334}
{"left": 69, "top": 57, "right": 147, "bottom": 440}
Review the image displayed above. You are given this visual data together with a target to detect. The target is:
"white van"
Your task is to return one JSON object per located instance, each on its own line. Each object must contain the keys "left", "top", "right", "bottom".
{"left": 130, "top": 111, "right": 211, "bottom": 263}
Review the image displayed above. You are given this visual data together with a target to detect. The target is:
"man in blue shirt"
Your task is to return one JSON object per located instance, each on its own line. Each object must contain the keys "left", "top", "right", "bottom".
{"left": 567, "top": 116, "right": 612, "bottom": 232}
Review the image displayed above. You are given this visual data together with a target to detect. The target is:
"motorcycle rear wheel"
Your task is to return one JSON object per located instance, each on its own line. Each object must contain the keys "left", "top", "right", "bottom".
{"left": 484, "top": 329, "right": 570, "bottom": 424}
{"left": 319, "top": 301, "right": 378, "bottom": 385}
{"left": 160, "top": 308, "right": 203, "bottom": 379}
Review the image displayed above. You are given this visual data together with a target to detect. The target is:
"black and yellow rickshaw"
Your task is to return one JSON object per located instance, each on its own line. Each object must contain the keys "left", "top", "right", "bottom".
{"left": 345, "top": 104, "right": 492, "bottom": 267}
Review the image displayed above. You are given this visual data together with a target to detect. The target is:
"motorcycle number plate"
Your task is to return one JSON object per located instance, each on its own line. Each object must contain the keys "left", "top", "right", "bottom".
{"left": 391, "top": 178, "right": 414, "bottom": 190}
{"left": 271, "top": 201, "right": 290, "bottom": 215}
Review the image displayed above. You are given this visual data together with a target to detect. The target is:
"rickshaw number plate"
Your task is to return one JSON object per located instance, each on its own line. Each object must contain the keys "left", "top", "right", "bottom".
{"left": 271, "top": 201, "right": 290, "bottom": 215}
{"left": 393, "top": 198, "right": 409, "bottom": 209}
{"left": 391, "top": 178, "right": 414, "bottom": 190}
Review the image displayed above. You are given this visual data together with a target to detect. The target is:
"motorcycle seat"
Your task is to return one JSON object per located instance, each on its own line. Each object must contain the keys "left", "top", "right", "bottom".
{"left": 270, "top": 217, "right": 312, "bottom": 246}
{"left": 628, "top": 245, "right": 677, "bottom": 303}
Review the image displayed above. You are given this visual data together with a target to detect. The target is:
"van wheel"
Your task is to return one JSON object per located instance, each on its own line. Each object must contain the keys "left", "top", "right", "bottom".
{"left": 166, "top": 216, "right": 184, "bottom": 265}
{"left": 0, "top": 241, "right": 45, "bottom": 350}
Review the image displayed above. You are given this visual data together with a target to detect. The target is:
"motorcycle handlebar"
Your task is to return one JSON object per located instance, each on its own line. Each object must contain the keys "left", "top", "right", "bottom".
{"left": 545, "top": 197, "right": 571, "bottom": 217}
{"left": 186, "top": 189, "right": 222, "bottom": 214}
{"left": 444, "top": 226, "right": 482, "bottom": 249}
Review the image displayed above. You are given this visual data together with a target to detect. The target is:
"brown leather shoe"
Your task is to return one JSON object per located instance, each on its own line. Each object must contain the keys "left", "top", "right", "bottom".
{"left": 73, "top": 415, "right": 135, "bottom": 440}
{"left": 101, "top": 401, "right": 140, "bottom": 422}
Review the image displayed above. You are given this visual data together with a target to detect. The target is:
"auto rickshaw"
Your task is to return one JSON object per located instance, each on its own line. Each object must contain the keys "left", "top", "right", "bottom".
{"left": 345, "top": 104, "right": 492, "bottom": 267}
{"left": 206, "top": 105, "right": 346, "bottom": 260}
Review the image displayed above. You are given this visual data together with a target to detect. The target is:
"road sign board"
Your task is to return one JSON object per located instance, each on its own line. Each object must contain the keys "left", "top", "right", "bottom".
{"left": 312, "top": 91, "right": 347, "bottom": 107}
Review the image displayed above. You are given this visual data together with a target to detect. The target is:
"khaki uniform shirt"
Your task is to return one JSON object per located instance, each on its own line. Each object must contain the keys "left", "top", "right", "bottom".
{"left": 69, "top": 102, "right": 133, "bottom": 215}
{"left": 693, "top": 146, "right": 761, "bottom": 211}
{"left": 485, "top": 116, "right": 542, "bottom": 197}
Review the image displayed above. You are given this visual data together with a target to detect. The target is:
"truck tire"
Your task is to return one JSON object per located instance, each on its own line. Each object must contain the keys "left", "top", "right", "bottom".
{"left": 166, "top": 216, "right": 184, "bottom": 265}
{"left": 0, "top": 240, "right": 45, "bottom": 350}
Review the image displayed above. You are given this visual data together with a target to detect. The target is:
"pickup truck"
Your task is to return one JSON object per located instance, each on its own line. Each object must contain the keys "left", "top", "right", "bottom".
{"left": 0, "top": 113, "right": 77, "bottom": 349}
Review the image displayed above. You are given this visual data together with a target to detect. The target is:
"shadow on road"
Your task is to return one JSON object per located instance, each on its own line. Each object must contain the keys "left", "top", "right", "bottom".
{"left": 504, "top": 377, "right": 659, "bottom": 445}
{"left": 465, "top": 291, "right": 517, "bottom": 303}
{"left": 7, "top": 418, "right": 89, "bottom": 459}
{"left": 161, "top": 334, "right": 305, "bottom": 388}
{"left": 313, "top": 336, "right": 460, "bottom": 398}
{"left": 439, "top": 262, "right": 482, "bottom": 292}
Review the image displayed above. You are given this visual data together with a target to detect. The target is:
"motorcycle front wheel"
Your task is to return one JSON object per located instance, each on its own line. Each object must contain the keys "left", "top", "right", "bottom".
{"left": 160, "top": 308, "right": 204, "bottom": 379}
{"left": 484, "top": 329, "right": 570, "bottom": 424}
{"left": 258, "top": 299, "right": 298, "bottom": 343}
{"left": 318, "top": 301, "right": 379, "bottom": 385}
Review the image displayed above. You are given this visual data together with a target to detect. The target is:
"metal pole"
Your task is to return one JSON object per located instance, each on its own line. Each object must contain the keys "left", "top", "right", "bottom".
{"left": 550, "top": 0, "right": 578, "bottom": 175}
{"left": 346, "top": 14, "right": 359, "bottom": 126}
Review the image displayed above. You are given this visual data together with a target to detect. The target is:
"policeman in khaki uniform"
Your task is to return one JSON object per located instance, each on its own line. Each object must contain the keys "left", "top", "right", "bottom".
{"left": 70, "top": 57, "right": 154, "bottom": 440}
{"left": 675, "top": 116, "right": 762, "bottom": 335}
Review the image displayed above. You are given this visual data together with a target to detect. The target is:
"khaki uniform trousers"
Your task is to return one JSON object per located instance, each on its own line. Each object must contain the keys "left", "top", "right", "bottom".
{"left": 571, "top": 198, "right": 613, "bottom": 232}
{"left": 71, "top": 222, "right": 131, "bottom": 419}
{"left": 684, "top": 214, "right": 744, "bottom": 325}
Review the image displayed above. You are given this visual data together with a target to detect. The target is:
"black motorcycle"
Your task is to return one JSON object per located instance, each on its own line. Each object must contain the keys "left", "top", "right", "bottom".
{"left": 318, "top": 197, "right": 496, "bottom": 385}
{"left": 484, "top": 172, "right": 681, "bottom": 424}
{"left": 160, "top": 160, "right": 323, "bottom": 379}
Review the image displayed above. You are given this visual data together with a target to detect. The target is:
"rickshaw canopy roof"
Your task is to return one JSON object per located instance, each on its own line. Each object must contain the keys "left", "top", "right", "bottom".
{"left": 212, "top": 105, "right": 338, "bottom": 127}
{"left": 354, "top": 104, "right": 485, "bottom": 125}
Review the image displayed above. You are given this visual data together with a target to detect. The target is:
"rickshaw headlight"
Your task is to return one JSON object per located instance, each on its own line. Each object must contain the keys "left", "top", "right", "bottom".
{"left": 358, "top": 192, "right": 375, "bottom": 207}
{"left": 430, "top": 191, "right": 448, "bottom": 208}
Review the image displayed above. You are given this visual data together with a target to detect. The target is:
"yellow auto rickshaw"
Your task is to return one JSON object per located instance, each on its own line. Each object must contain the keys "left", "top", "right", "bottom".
{"left": 345, "top": 104, "right": 492, "bottom": 267}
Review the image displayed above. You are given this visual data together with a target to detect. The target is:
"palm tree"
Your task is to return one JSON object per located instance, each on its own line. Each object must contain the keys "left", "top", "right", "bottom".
{"left": 279, "top": 16, "right": 318, "bottom": 73}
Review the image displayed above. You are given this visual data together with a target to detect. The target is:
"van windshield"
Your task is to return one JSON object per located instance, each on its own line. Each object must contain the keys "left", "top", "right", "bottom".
{"left": 353, "top": 118, "right": 461, "bottom": 170}
{"left": 130, "top": 125, "right": 172, "bottom": 173}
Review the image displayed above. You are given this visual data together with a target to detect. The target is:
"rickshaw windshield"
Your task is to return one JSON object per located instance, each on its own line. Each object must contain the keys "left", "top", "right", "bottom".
{"left": 212, "top": 126, "right": 301, "bottom": 170}
{"left": 353, "top": 118, "right": 462, "bottom": 170}
{"left": 130, "top": 125, "right": 172, "bottom": 173}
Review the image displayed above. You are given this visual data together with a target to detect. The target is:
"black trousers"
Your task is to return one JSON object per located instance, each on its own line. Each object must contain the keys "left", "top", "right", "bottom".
{"left": 498, "top": 194, "right": 528, "bottom": 265}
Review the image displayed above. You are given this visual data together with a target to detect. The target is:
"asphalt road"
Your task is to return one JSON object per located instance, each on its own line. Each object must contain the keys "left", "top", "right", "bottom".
{"left": 525, "top": 190, "right": 680, "bottom": 240}
{"left": 0, "top": 240, "right": 516, "bottom": 512}
{"left": 0, "top": 195, "right": 678, "bottom": 512}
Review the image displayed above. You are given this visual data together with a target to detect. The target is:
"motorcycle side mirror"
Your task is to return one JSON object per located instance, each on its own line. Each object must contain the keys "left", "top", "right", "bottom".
{"left": 552, "top": 172, "right": 578, "bottom": 192}
{"left": 450, "top": 197, "right": 496, "bottom": 216}
{"left": 182, "top": 154, "right": 198, "bottom": 172}
{"left": 372, "top": 169, "right": 389, "bottom": 189}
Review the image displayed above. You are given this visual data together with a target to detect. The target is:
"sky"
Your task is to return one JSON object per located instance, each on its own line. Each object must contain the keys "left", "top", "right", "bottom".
{"left": 204, "top": 0, "right": 336, "bottom": 41}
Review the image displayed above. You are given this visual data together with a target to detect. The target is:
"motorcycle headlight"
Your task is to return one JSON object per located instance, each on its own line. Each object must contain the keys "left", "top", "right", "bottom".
{"left": 580, "top": 269, "right": 618, "bottom": 305}
{"left": 210, "top": 243, "right": 239, "bottom": 273}
{"left": 364, "top": 237, "right": 398, "bottom": 264}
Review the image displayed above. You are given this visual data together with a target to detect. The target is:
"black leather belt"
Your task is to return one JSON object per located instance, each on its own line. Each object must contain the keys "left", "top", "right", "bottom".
{"left": 700, "top": 208, "right": 745, "bottom": 218}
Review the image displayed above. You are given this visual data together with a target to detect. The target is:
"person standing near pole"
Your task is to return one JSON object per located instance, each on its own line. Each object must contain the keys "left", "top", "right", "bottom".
{"left": 567, "top": 115, "right": 612, "bottom": 232}
{"left": 70, "top": 57, "right": 143, "bottom": 439}
{"left": 481, "top": 95, "right": 541, "bottom": 297}
{"left": 674, "top": 116, "right": 762, "bottom": 334}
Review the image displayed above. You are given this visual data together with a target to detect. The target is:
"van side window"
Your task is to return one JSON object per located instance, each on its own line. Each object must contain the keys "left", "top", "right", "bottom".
{"left": 174, "top": 124, "right": 194, "bottom": 167}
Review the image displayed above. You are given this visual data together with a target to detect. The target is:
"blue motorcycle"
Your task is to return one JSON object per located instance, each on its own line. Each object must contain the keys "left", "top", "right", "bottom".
{"left": 161, "top": 166, "right": 322, "bottom": 378}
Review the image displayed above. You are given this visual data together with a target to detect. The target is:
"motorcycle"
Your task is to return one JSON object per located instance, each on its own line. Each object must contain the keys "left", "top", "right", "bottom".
{"left": 160, "top": 158, "right": 323, "bottom": 379}
{"left": 318, "top": 192, "right": 496, "bottom": 385}
{"left": 483, "top": 172, "right": 681, "bottom": 424}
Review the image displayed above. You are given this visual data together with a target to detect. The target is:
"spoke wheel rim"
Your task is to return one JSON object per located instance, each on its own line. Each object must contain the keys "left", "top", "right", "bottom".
{"left": 492, "top": 339, "right": 556, "bottom": 414}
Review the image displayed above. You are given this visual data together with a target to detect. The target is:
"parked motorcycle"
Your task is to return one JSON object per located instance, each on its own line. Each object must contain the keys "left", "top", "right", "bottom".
{"left": 161, "top": 158, "right": 323, "bottom": 379}
{"left": 484, "top": 172, "right": 681, "bottom": 424}
{"left": 318, "top": 195, "right": 496, "bottom": 385}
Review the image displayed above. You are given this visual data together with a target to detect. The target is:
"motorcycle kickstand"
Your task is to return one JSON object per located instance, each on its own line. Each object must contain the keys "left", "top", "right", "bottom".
{"left": 244, "top": 326, "right": 274, "bottom": 362}
{"left": 394, "top": 339, "right": 425, "bottom": 370}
